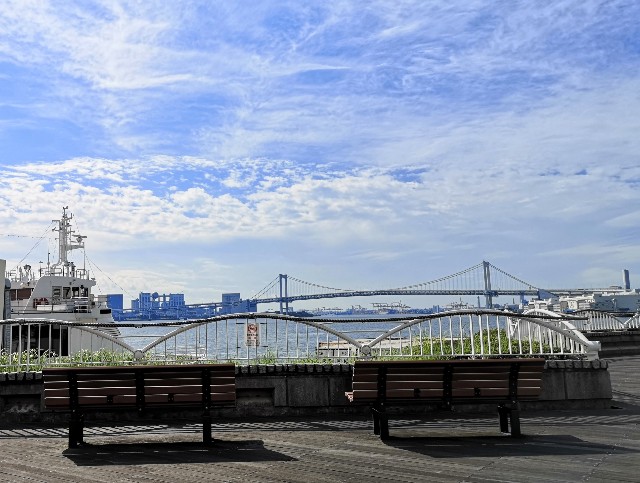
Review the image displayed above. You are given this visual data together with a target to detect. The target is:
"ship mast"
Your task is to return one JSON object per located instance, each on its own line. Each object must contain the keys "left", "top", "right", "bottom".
{"left": 51, "top": 207, "right": 86, "bottom": 277}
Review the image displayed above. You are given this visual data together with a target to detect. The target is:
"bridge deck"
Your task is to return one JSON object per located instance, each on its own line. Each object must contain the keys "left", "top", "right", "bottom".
{"left": 1, "top": 356, "right": 639, "bottom": 482}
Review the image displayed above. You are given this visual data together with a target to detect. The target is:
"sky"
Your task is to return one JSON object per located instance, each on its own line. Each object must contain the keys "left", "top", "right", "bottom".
{"left": 0, "top": 1, "right": 639, "bottom": 310}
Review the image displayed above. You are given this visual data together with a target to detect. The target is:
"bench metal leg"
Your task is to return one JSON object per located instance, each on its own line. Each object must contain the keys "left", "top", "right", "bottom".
{"left": 379, "top": 416, "right": 389, "bottom": 440}
{"left": 203, "top": 412, "right": 212, "bottom": 444}
{"left": 69, "top": 412, "right": 84, "bottom": 448}
{"left": 509, "top": 403, "right": 521, "bottom": 437}
{"left": 372, "top": 410, "right": 380, "bottom": 435}
{"left": 497, "top": 403, "right": 522, "bottom": 437}
{"left": 498, "top": 404, "right": 509, "bottom": 433}
{"left": 372, "top": 404, "right": 389, "bottom": 439}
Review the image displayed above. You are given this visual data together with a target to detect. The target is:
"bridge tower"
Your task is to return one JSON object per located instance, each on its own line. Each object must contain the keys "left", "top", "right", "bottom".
{"left": 278, "top": 274, "right": 289, "bottom": 314}
{"left": 483, "top": 261, "right": 493, "bottom": 308}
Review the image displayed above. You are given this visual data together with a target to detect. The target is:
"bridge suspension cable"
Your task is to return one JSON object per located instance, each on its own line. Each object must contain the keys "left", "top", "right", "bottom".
{"left": 286, "top": 276, "right": 354, "bottom": 295}
{"left": 485, "top": 261, "right": 540, "bottom": 291}
{"left": 251, "top": 276, "right": 281, "bottom": 300}
{"left": 396, "top": 262, "right": 485, "bottom": 291}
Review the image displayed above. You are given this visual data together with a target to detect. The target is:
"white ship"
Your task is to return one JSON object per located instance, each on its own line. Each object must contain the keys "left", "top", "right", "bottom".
{"left": 2, "top": 207, "right": 120, "bottom": 354}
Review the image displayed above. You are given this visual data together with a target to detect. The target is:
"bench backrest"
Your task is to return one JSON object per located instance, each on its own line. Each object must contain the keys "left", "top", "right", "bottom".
{"left": 43, "top": 364, "right": 236, "bottom": 410}
{"left": 350, "top": 358, "right": 545, "bottom": 405}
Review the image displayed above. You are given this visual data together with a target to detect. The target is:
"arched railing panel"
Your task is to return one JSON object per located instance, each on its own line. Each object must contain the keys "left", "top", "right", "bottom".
{"left": 140, "top": 313, "right": 365, "bottom": 363}
{"left": 361, "top": 309, "right": 600, "bottom": 360}
{"left": 568, "top": 309, "right": 640, "bottom": 331}
{"left": 515, "top": 309, "right": 600, "bottom": 359}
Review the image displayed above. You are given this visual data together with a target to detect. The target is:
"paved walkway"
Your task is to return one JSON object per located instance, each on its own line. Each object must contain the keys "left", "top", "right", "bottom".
{"left": 1, "top": 356, "right": 639, "bottom": 482}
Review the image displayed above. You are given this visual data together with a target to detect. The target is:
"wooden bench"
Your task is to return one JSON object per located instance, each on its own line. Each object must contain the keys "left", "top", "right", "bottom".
{"left": 43, "top": 363, "right": 236, "bottom": 448}
{"left": 346, "top": 358, "right": 545, "bottom": 439}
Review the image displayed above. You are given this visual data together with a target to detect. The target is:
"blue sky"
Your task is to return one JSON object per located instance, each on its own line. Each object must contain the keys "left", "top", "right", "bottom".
{"left": 1, "top": 1, "right": 639, "bottom": 308}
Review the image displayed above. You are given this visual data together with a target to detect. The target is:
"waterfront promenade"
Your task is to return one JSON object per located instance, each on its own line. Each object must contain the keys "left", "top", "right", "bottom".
{"left": 1, "top": 356, "right": 639, "bottom": 482}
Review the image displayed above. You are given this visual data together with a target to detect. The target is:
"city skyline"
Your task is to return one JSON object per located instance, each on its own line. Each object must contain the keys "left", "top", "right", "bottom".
{"left": 1, "top": 2, "right": 639, "bottom": 306}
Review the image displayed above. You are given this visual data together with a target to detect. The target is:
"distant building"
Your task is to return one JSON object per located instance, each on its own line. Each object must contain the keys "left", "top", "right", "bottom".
{"left": 131, "top": 292, "right": 186, "bottom": 310}
{"left": 106, "top": 294, "right": 123, "bottom": 311}
{"left": 220, "top": 292, "right": 257, "bottom": 314}
{"left": 167, "top": 293, "right": 185, "bottom": 308}
{"left": 133, "top": 292, "right": 152, "bottom": 310}
{"left": 528, "top": 289, "right": 640, "bottom": 313}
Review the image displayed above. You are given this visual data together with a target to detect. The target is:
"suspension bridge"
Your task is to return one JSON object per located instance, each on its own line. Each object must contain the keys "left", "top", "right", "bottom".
{"left": 250, "top": 261, "right": 598, "bottom": 312}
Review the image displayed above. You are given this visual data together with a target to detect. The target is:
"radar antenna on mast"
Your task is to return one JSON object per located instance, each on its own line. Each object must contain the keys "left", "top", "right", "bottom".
{"left": 51, "top": 207, "right": 87, "bottom": 277}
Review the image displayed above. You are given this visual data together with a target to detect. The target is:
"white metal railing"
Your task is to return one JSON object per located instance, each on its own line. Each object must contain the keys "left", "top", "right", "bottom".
{"left": 0, "top": 309, "right": 601, "bottom": 371}
{"left": 563, "top": 309, "right": 640, "bottom": 331}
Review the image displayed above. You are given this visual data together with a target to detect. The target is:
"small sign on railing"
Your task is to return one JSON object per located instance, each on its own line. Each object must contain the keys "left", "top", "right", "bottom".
{"left": 246, "top": 322, "right": 260, "bottom": 347}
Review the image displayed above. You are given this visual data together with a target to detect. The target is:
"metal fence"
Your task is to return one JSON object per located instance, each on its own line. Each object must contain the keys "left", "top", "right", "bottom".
{"left": 0, "top": 309, "right": 601, "bottom": 372}
{"left": 566, "top": 309, "right": 640, "bottom": 331}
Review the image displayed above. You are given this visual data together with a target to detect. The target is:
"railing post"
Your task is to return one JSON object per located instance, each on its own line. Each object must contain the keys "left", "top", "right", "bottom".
{"left": 584, "top": 340, "right": 601, "bottom": 361}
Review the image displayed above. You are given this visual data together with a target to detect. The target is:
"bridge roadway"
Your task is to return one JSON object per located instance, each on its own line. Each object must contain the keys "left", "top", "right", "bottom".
{"left": 1, "top": 355, "right": 639, "bottom": 482}
{"left": 253, "top": 287, "right": 590, "bottom": 304}
{"left": 255, "top": 289, "right": 537, "bottom": 304}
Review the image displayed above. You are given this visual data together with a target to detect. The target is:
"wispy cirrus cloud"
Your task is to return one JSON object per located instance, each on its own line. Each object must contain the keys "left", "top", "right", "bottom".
{"left": 2, "top": 1, "right": 637, "bottom": 163}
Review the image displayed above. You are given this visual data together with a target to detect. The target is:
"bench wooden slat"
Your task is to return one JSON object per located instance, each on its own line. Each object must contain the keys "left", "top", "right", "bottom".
{"left": 76, "top": 381, "right": 137, "bottom": 387}
{"left": 78, "top": 387, "right": 137, "bottom": 397}
{"left": 352, "top": 373, "right": 380, "bottom": 382}
{"left": 386, "top": 374, "right": 448, "bottom": 381}
{"left": 43, "top": 380, "right": 72, "bottom": 389}
{"left": 386, "top": 388, "right": 445, "bottom": 398}
{"left": 76, "top": 375, "right": 138, "bottom": 382}
{"left": 44, "top": 375, "right": 138, "bottom": 385}
{"left": 517, "top": 370, "right": 545, "bottom": 377}
{"left": 76, "top": 395, "right": 138, "bottom": 405}
{"left": 143, "top": 372, "right": 205, "bottom": 379}
{"left": 141, "top": 376, "right": 236, "bottom": 386}
{"left": 452, "top": 380, "right": 508, "bottom": 389}
{"left": 513, "top": 387, "right": 542, "bottom": 396}
{"left": 210, "top": 377, "right": 236, "bottom": 385}
{"left": 145, "top": 372, "right": 236, "bottom": 378}
{"left": 211, "top": 385, "right": 236, "bottom": 393}
{"left": 145, "top": 393, "right": 199, "bottom": 404}
{"left": 44, "top": 388, "right": 70, "bottom": 399}
{"left": 451, "top": 373, "right": 509, "bottom": 380}
{"left": 144, "top": 376, "right": 201, "bottom": 383}
{"left": 144, "top": 385, "right": 200, "bottom": 395}
{"left": 44, "top": 397, "right": 71, "bottom": 407}
{"left": 451, "top": 388, "right": 509, "bottom": 397}
{"left": 351, "top": 390, "right": 379, "bottom": 399}
{"left": 352, "top": 382, "right": 377, "bottom": 391}
{"left": 386, "top": 381, "right": 444, "bottom": 390}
